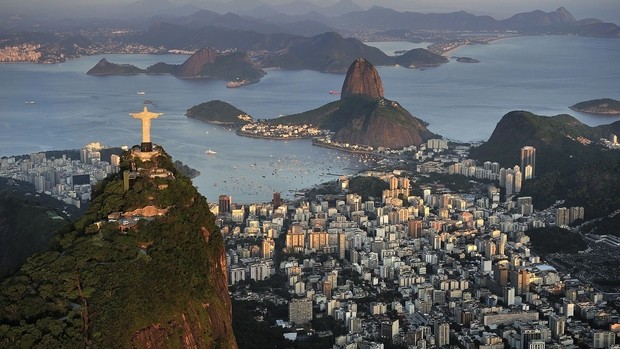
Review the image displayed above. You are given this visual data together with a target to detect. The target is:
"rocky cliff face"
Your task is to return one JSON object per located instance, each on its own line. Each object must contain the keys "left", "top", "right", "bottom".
{"left": 330, "top": 96, "right": 436, "bottom": 149}
{"left": 177, "top": 47, "right": 218, "bottom": 78}
{"left": 340, "top": 58, "right": 384, "bottom": 100}
{"left": 0, "top": 146, "right": 238, "bottom": 349}
{"left": 333, "top": 58, "right": 434, "bottom": 148}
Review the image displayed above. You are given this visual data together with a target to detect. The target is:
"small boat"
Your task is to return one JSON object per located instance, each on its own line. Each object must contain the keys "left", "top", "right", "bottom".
{"left": 205, "top": 149, "right": 217, "bottom": 155}
{"left": 137, "top": 91, "right": 145, "bottom": 95}
{"left": 329, "top": 90, "right": 340, "bottom": 95}
{"left": 25, "top": 101, "right": 36, "bottom": 104}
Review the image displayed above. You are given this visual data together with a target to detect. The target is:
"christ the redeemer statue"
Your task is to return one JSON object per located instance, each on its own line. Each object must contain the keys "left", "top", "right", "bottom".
{"left": 130, "top": 106, "right": 163, "bottom": 152}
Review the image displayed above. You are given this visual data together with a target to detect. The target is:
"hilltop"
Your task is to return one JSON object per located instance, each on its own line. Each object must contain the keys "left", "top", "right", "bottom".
{"left": 271, "top": 58, "right": 436, "bottom": 149}
{"left": 187, "top": 100, "right": 254, "bottom": 126}
{"left": 469, "top": 110, "right": 620, "bottom": 174}
{"left": 87, "top": 58, "right": 145, "bottom": 75}
{"left": 469, "top": 110, "right": 620, "bottom": 218}
{"left": 0, "top": 146, "right": 237, "bottom": 348}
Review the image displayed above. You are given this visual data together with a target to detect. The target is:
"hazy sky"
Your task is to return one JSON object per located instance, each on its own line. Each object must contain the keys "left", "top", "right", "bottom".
{"left": 2, "top": 0, "right": 619, "bottom": 23}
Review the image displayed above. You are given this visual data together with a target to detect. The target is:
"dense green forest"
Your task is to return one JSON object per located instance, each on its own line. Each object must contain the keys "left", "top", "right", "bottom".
{"left": 525, "top": 227, "right": 587, "bottom": 254}
{"left": 0, "top": 178, "right": 81, "bottom": 279}
{"left": 0, "top": 148, "right": 236, "bottom": 348}
{"left": 348, "top": 176, "right": 390, "bottom": 201}
{"left": 520, "top": 159, "right": 620, "bottom": 220}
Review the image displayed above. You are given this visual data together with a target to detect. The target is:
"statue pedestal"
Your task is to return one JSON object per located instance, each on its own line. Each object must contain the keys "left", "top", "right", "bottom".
{"left": 141, "top": 142, "right": 153, "bottom": 152}
{"left": 131, "top": 147, "right": 159, "bottom": 161}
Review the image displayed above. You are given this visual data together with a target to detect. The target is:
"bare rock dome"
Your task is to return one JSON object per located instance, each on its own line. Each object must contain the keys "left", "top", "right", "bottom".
{"left": 340, "top": 58, "right": 384, "bottom": 100}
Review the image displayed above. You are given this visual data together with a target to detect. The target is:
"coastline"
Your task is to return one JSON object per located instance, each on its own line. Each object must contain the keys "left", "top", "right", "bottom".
{"left": 440, "top": 35, "right": 519, "bottom": 57}
{"left": 569, "top": 107, "right": 620, "bottom": 116}
{"left": 235, "top": 129, "right": 314, "bottom": 140}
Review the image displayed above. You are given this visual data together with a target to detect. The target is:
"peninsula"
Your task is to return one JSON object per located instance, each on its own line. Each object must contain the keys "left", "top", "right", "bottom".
{"left": 570, "top": 98, "right": 620, "bottom": 115}
{"left": 268, "top": 58, "right": 436, "bottom": 150}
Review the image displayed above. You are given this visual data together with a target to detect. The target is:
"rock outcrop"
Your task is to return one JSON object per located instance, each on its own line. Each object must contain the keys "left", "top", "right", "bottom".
{"left": 330, "top": 96, "right": 435, "bottom": 149}
{"left": 176, "top": 47, "right": 217, "bottom": 78}
{"left": 340, "top": 58, "right": 384, "bottom": 100}
{"left": 272, "top": 58, "right": 437, "bottom": 149}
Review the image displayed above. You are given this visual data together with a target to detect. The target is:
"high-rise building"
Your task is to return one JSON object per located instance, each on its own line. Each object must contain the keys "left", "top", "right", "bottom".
{"left": 524, "top": 164, "right": 533, "bottom": 180}
{"left": 528, "top": 340, "right": 545, "bottom": 349}
{"left": 517, "top": 196, "right": 533, "bottom": 208}
{"left": 520, "top": 146, "right": 536, "bottom": 179}
{"left": 503, "top": 286, "right": 516, "bottom": 306}
{"left": 218, "top": 194, "right": 231, "bottom": 215}
{"left": 434, "top": 322, "right": 450, "bottom": 346}
{"left": 408, "top": 219, "right": 423, "bottom": 238}
{"left": 322, "top": 280, "right": 333, "bottom": 299}
{"left": 592, "top": 331, "right": 616, "bottom": 349}
{"left": 505, "top": 173, "right": 514, "bottom": 196}
{"left": 491, "top": 162, "right": 500, "bottom": 174}
{"left": 549, "top": 313, "right": 566, "bottom": 339}
{"left": 272, "top": 192, "right": 282, "bottom": 208}
{"left": 338, "top": 232, "right": 346, "bottom": 260}
{"left": 510, "top": 268, "right": 530, "bottom": 295}
{"left": 514, "top": 169, "right": 522, "bottom": 193}
{"left": 499, "top": 168, "right": 507, "bottom": 187}
{"left": 520, "top": 328, "right": 542, "bottom": 349}
{"left": 569, "top": 206, "right": 585, "bottom": 224}
{"left": 262, "top": 238, "right": 275, "bottom": 259}
{"left": 556, "top": 207, "right": 570, "bottom": 227}
{"left": 381, "top": 319, "right": 399, "bottom": 342}
{"left": 286, "top": 231, "right": 306, "bottom": 252}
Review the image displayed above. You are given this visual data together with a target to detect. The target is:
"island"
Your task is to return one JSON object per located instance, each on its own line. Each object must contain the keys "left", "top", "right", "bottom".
{"left": 88, "top": 48, "right": 266, "bottom": 85}
{"left": 86, "top": 58, "right": 145, "bottom": 75}
{"left": 454, "top": 56, "right": 480, "bottom": 63}
{"left": 186, "top": 100, "right": 254, "bottom": 126}
{"left": 570, "top": 98, "right": 620, "bottom": 115}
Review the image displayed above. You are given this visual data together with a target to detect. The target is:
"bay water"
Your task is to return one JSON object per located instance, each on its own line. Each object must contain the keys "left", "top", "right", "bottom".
{"left": 1, "top": 36, "right": 618, "bottom": 203}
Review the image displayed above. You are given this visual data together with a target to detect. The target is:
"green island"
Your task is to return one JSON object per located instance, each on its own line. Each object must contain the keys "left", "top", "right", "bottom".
{"left": 570, "top": 98, "right": 620, "bottom": 115}
{"left": 186, "top": 100, "right": 254, "bottom": 126}
{"left": 454, "top": 56, "right": 480, "bottom": 63}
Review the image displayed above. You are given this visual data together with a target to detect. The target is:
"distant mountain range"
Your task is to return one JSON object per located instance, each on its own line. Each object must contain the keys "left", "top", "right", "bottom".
{"left": 2, "top": 2, "right": 618, "bottom": 39}
{"left": 139, "top": 5, "right": 618, "bottom": 38}
{"left": 131, "top": 6, "right": 618, "bottom": 49}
